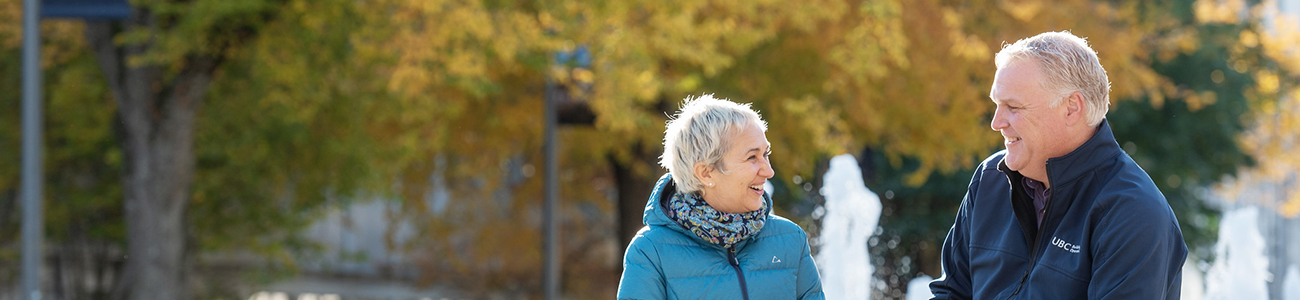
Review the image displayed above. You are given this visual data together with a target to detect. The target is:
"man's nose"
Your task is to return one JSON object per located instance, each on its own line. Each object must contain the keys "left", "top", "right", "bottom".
{"left": 990, "top": 107, "right": 1008, "bottom": 131}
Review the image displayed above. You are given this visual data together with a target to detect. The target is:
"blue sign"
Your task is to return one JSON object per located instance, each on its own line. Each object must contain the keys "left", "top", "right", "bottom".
{"left": 41, "top": 0, "right": 131, "bottom": 19}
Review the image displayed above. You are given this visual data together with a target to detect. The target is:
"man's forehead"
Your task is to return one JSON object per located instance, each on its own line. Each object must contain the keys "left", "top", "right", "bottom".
{"left": 990, "top": 93, "right": 1021, "bottom": 104}
{"left": 989, "top": 83, "right": 1018, "bottom": 104}
{"left": 990, "top": 64, "right": 1038, "bottom": 104}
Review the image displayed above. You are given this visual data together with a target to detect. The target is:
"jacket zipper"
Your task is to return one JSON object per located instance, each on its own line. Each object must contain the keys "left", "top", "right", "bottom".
{"left": 728, "top": 247, "right": 750, "bottom": 300}
{"left": 1006, "top": 201, "right": 1050, "bottom": 299}
{"left": 1006, "top": 164, "right": 1055, "bottom": 300}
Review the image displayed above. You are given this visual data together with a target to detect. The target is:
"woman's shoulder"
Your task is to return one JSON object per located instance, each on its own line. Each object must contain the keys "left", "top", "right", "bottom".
{"left": 630, "top": 224, "right": 697, "bottom": 248}
{"left": 757, "top": 214, "right": 810, "bottom": 239}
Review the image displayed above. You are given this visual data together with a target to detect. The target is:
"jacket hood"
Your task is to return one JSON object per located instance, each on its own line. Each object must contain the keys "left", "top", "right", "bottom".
{"left": 642, "top": 173, "right": 774, "bottom": 237}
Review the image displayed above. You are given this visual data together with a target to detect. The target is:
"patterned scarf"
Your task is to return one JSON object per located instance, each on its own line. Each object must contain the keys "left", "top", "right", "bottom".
{"left": 665, "top": 190, "right": 768, "bottom": 248}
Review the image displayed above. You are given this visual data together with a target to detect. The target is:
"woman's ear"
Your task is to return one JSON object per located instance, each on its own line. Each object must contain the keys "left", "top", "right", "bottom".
{"left": 693, "top": 161, "right": 713, "bottom": 186}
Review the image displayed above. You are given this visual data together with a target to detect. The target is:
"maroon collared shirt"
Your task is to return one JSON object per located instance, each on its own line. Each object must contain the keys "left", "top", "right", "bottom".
{"left": 1022, "top": 177, "right": 1050, "bottom": 227}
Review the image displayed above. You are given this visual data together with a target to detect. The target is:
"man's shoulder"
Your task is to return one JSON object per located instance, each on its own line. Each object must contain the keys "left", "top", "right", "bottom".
{"left": 1086, "top": 157, "right": 1178, "bottom": 224}
{"left": 978, "top": 150, "right": 1008, "bottom": 172}
{"left": 1094, "top": 156, "right": 1166, "bottom": 202}
{"left": 967, "top": 150, "right": 1011, "bottom": 191}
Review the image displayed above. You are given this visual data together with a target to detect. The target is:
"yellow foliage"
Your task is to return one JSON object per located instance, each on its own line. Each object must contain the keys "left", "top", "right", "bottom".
{"left": 1240, "top": 30, "right": 1259, "bottom": 48}
{"left": 1282, "top": 193, "right": 1300, "bottom": 219}
{"left": 1259, "top": 14, "right": 1300, "bottom": 74}
{"left": 0, "top": 0, "right": 18, "bottom": 49}
{"left": 343, "top": 0, "right": 1300, "bottom": 289}
{"left": 998, "top": 0, "right": 1044, "bottom": 22}
{"left": 1256, "top": 70, "right": 1279, "bottom": 94}
{"left": 0, "top": 0, "right": 87, "bottom": 68}
{"left": 1184, "top": 90, "right": 1217, "bottom": 111}
{"left": 1222, "top": 82, "right": 1300, "bottom": 217}
{"left": 1194, "top": 0, "right": 1247, "bottom": 24}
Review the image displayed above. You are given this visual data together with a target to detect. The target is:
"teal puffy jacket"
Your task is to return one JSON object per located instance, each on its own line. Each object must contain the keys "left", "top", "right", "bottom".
{"left": 617, "top": 174, "right": 825, "bottom": 300}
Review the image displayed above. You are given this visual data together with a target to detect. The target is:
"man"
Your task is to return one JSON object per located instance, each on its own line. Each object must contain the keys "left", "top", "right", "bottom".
{"left": 929, "top": 31, "right": 1187, "bottom": 299}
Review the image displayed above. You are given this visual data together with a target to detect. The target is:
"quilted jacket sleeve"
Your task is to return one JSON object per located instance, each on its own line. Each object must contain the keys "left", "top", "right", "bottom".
{"left": 797, "top": 230, "right": 826, "bottom": 300}
{"left": 617, "top": 231, "right": 666, "bottom": 300}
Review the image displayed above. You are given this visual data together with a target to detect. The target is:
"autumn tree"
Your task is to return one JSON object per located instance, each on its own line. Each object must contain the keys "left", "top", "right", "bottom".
{"left": 1206, "top": 0, "right": 1300, "bottom": 223}
{"left": 858, "top": 0, "right": 1296, "bottom": 297}
{"left": 115, "top": 0, "right": 1300, "bottom": 297}
{"left": 3, "top": 0, "right": 385, "bottom": 299}
{"left": 358, "top": 0, "right": 1221, "bottom": 297}
{"left": 0, "top": 9, "right": 127, "bottom": 298}
{"left": 3, "top": 0, "right": 1292, "bottom": 298}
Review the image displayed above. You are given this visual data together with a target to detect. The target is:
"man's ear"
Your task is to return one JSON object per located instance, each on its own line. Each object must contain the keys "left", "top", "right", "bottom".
{"left": 1063, "top": 91, "right": 1086, "bottom": 126}
{"left": 693, "top": 161, "right": 714, "bottom": 186}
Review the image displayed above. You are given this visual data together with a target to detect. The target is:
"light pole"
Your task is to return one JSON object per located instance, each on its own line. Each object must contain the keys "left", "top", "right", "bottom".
{"left": 543, "top": 45, "right": 592, "bottom": 300}
{"left": 21, "top": 1, "right": 130, "bottom": 299}
{"left": 20, "top": 0, "right": 45, "bottom": 297}
{"left": 543, "top": 66, "right": 560, "bottom": 300}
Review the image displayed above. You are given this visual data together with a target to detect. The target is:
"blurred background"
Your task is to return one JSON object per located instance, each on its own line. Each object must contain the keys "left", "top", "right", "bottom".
{"left": 1, "top": 0, "right": 1299, "bottom": 299}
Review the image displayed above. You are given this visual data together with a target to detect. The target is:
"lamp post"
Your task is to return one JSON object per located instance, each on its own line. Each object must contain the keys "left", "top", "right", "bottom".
{"left": 543, "top": 45, "right": 592, "bottom": 300}
{"left": 543, "top": 66, "right": 560, "bottom": 300}
{"left": 20, "top": 0, "right": 44, "bottom": 298}
{"left": 21, "top": 1, "right": 129, "bottom": 299}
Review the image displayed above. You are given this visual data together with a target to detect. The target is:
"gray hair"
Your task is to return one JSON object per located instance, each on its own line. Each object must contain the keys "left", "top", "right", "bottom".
{"left": 660, "top": 94, "right": 768, "bottom": 194}
{"left": 996, "top": 31, "right": 1111, "bottom": 127}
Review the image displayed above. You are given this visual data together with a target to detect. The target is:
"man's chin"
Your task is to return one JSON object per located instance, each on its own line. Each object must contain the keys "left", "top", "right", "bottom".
{"left": 1004, "top": 157, "right": 1024, "bottom": 171}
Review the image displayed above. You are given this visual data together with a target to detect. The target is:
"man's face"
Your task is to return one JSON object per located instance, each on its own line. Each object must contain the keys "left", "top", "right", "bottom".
{"left": 989, "top": 59, "right": 1073, "bottom": 181}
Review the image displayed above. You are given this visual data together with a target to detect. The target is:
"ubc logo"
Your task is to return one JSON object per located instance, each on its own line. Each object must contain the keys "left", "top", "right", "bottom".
{"left": 1051, "top": 236, "right": 1082, "bottom": 253}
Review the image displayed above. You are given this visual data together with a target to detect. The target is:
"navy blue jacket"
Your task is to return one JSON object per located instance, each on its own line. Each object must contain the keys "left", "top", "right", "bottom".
{"left": 930, "top": 121, "right": 1187, "bottom": 299}
{"left": 617, "top": 174, "right": 824, "bottom": 300}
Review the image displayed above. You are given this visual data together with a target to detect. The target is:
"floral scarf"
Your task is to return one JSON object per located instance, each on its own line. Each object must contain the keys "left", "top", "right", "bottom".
{"left": 665, "top": 190, "right": 768, "bottom": 248}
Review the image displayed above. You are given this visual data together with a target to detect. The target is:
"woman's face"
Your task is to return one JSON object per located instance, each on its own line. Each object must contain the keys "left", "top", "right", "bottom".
{"left": 698, "top": 122, "right": 774, "bottom": 213}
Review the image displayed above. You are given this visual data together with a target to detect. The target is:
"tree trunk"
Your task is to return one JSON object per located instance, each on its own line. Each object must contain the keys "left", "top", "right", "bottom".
{"left": 612, "top": 99, "right": 676, "bottom": 273}
{"left": 87, "top": 17, "right": 215, "bottom": 300}
{"left": 610, "top": 144, "right": 660, "bottom": 259}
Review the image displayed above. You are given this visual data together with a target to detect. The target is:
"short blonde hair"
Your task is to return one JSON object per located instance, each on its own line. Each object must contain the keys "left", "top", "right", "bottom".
{"left": 996, "top": 31, "right": 1111, "bottom": 127}
{"left": 660, "top": 94, "right": 767, "bottom": 194}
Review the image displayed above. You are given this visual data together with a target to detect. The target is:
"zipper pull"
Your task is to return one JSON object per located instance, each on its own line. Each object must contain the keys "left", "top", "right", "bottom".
{"left": 728, "top": 247, "right": 740, "bottom": 266}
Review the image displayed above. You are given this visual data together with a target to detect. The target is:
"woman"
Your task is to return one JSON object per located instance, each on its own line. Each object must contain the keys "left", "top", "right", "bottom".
{"left": 617, "top": 94, "right": 824, "bottom": 299}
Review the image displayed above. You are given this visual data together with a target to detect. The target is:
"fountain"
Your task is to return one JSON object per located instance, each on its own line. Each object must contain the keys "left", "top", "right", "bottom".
{"left": 1181, "top": 257, "right": 1205, "bottom": 300}
{"left": 815, "top": 154, "right": 883, "bottom": 300}
{"left": 1285, "top": 264, "right": 1299, "bottom": 300}
{"left": 1204, "top": 206, "right": 1270, "bottom": 300}
{"left": 905, "top": 275, "right": 935, "bottom": 300}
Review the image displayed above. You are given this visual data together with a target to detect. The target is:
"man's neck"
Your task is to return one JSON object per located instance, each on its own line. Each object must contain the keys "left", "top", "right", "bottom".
{"left": 1029, "top": 123, "right": 1101, "bottom": 189}
{"left": 1022, "top": 168, "right": 1050, "bottom": 189}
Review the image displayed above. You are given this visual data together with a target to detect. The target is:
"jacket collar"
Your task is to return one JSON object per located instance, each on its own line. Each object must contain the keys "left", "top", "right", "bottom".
{"left": 995, "top": 120, "right": 1123, "bottom": 248}
{"left": 997, "top": 119, "right": 1123, "bottom": 188}
{"left": 643, "top": 173, "right": 773, "bottom": 249}
{"left": 642, "top": 174, "right": 678, "bottom": 228}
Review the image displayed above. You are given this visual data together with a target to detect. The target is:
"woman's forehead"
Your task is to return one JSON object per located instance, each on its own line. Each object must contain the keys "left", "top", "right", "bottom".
{"left": 727, "top": 124, "right": 769, "bottom": 153}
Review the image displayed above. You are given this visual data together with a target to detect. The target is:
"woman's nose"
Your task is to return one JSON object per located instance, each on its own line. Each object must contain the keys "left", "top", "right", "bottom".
{"left": 759, "top": 159, "right": 775, "bottom": 179}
